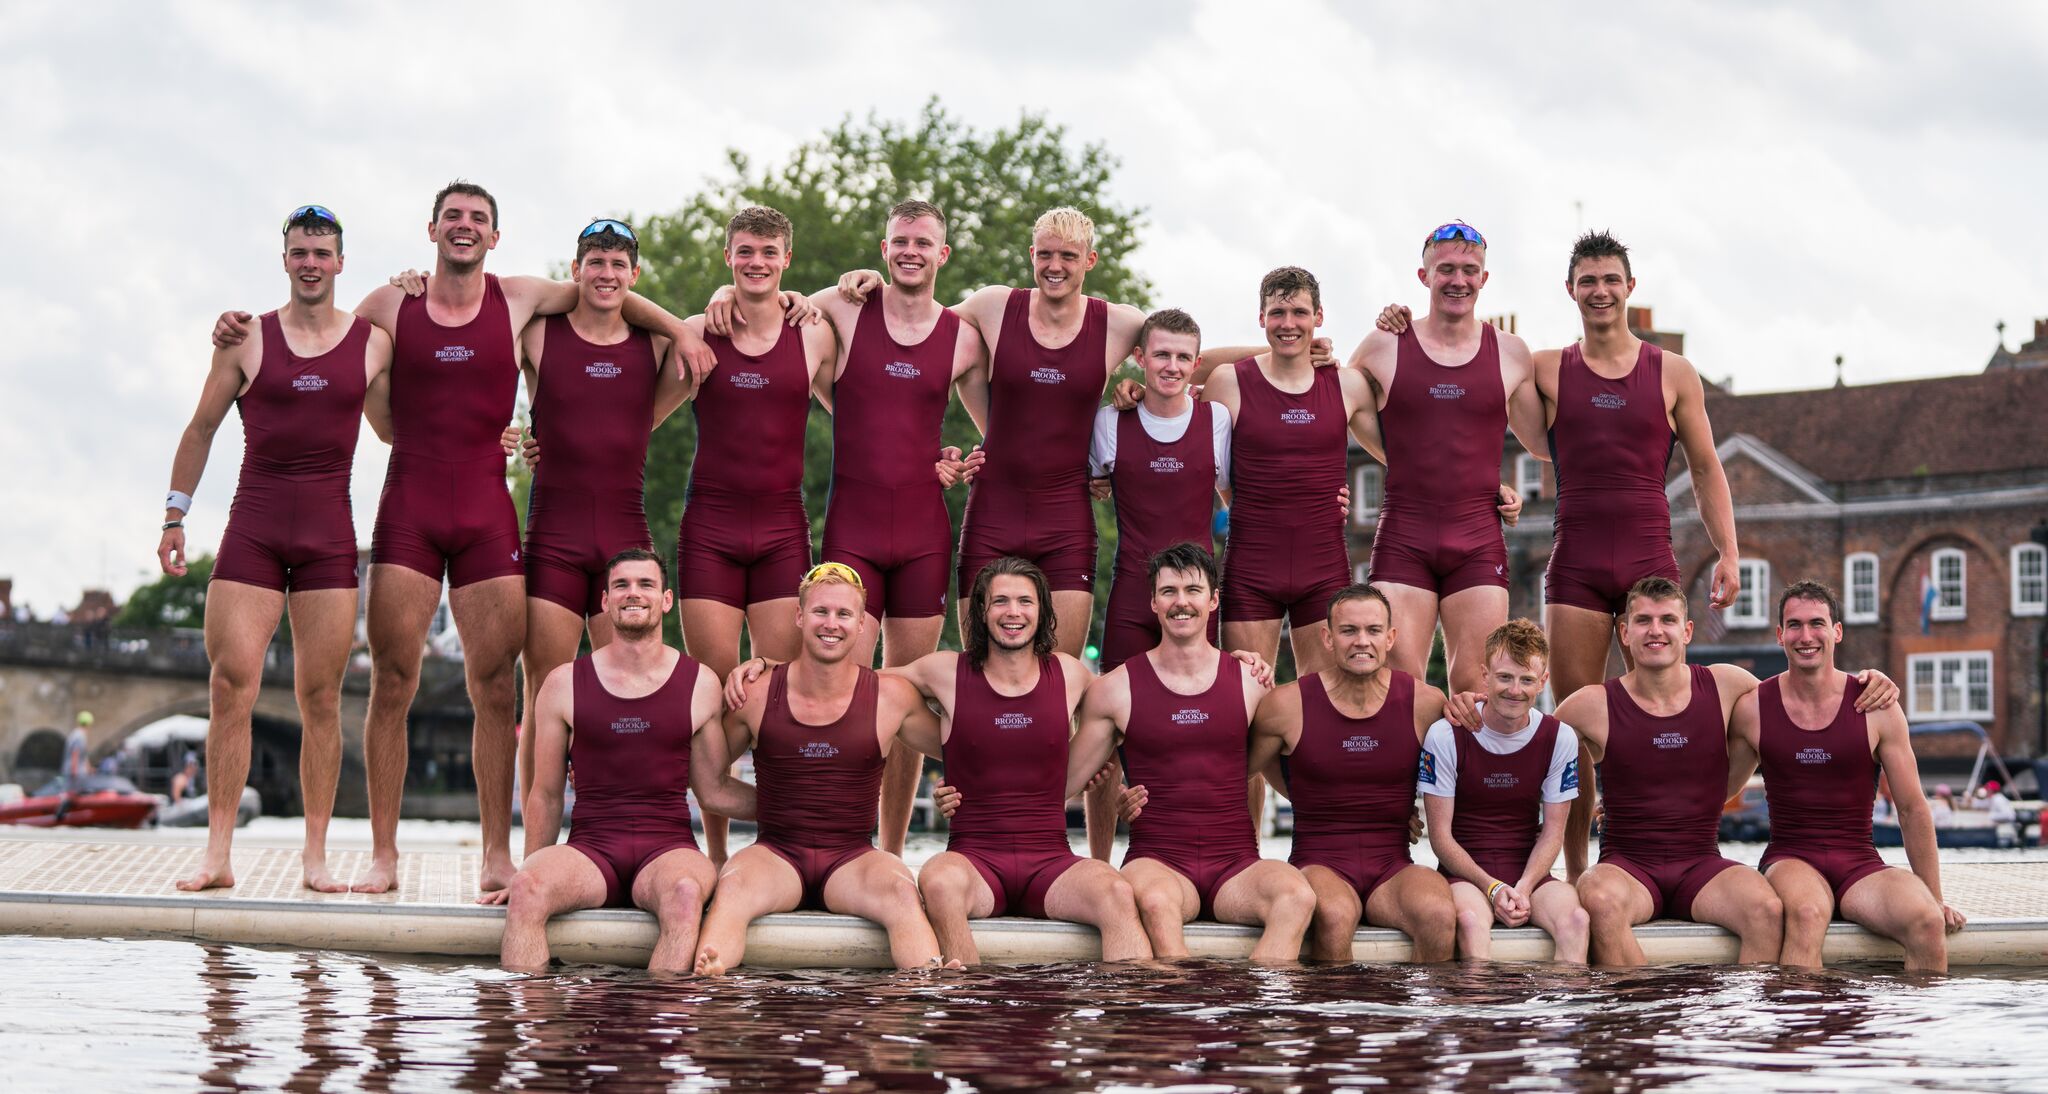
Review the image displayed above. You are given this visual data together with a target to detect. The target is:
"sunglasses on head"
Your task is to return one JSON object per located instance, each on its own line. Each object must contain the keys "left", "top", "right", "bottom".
{"left": 581, "top": 218, "right": 637, "bottom": 242}
{"left": 1429, "top": 221, "right": 1484, "bottom": 247}
{"left": 284, "top": 204, "right": 342, "bottom": 233}
{"left": 803, "top": 561, "right": 866, "bottom": 592}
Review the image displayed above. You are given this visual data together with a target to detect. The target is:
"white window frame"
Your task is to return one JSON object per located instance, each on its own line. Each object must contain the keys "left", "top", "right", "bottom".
{"left": 1843, "top": 552, "right": 1880, "bottom": 624}
{"left": 1352, "top": 463, "right": 1383, "bottom": 526}
{"left": 1515, "top": 453, "right": 1543, "bottom": 500}
{"left": 2012, "top": 543, "right": 2047, "bottom": 618}
{"left": 1931, "top": 548, "right": 1967, "bottom": 621}
{"left": 1906, "top": 650, "right": 1994, "bottom": 722}
{"left": 1724, "top": 558, "right": 1772, "bottom": 628}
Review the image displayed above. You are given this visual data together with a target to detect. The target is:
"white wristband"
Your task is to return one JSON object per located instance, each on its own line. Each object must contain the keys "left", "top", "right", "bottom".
{"left": 165, "top": 490, "right": 194, "bottom": 514}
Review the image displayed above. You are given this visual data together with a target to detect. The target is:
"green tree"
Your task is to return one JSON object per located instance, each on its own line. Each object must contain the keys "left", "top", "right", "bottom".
{"left": 116, "top": 554, "right": 215, "bottom": 628}
{"left": 623, "top": 98, "right": 1152, "bottom": 651}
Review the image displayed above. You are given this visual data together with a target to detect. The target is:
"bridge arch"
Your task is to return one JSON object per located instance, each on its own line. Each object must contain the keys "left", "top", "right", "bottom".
{"left": 11, "top": 728, "right": 66, "bottom": 788}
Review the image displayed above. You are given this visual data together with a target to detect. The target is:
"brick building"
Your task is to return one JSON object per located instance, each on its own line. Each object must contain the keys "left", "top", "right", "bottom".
{"left": 1347, "top": 317, "right": 2048, "bottom": 757}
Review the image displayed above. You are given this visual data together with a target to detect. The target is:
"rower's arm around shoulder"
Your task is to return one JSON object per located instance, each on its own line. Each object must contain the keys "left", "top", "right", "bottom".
{"left": 1065, "top": 671, "right": 1129, "bottom": 800}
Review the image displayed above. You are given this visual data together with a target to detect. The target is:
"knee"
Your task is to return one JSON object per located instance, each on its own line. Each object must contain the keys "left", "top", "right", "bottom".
{"left": 505, "top": 871, "right": 551, "bottom": 919}
{"left": 371, "top": 657, "right": 419, "bottom": 692}
{"left": 295, "top": 679, "right": 341, "bottom": 715}
{"left": 1417, "top": 897, "right": 1458, "bottom": 942}
{"left": 210, "top": 660, "right": 259, "bottom": 699}
{"left": 661, "top": 876, "right": 706, "bottom": 917}
{"left": 1096, "top": 876, "right": 1140, "bottom": 919}
{"left": 918, "top": 872, "right": 968, "bottom": 915}
{"left": 1744, "top": 892, "right": 1786, "bottom": 937}
{"left": 1274, "top": 878, "right": 1317, "bottom": 923}
{"left": 1577, "top": 882, "right": 1624, "bottom": 924}
{"left": 1561, "top": 905, "right": 1591, "bottom": 940}
{"left": 1903, "top": 906, "right": 1946, "bottom": 951}
{"left": 1136, "top": 887, "right": 1181, "bottom": 924}
{"left": 1785, "top": 897, "right": 1829, "bottom": 936}
{"left": 1456, "top": 905, "right": 1492, "bottom": 939}
{"left": 880, "top": 873, "right": 922, "bottom": 914}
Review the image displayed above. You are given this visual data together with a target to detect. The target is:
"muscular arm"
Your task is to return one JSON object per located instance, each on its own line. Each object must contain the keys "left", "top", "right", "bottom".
{"left": 803, "top": 319, "right": 839, "bottom": 413}
{"left": 1873, "top": 704, "right": 1945, "bottom": 905}
{"left": 168, "top": 341, "right": 253, "bottom": 504}
{"left": 362, "top": 328, "right": 395, "bottom": 443}
{"left": 687, "top": 665, "right": 756, "bottom": 820}
{"left": 1246, "top": 684, "right": 1300, "bottom": 781}
{"left": 1501, "top": 333, "right": 1549, "bottom": 460}
{"left": 522, "top": 666, "right": 576, "bottom": 855}
{"left": 1066, "top": 671, "right": 1129, "bottom": 799}
{"left": 354, "top": 284, "right": 405, "bottom": 336}
{"left": 1554, "top": 685, "right": 1610, "bottom": 880}
{"left": 1668, "top": 353, "right": 1740, "bottom": 609}
{"left": 884, "top": 676, "right": 946, "bottom": 759}
{"left": 1724, "top": 691, "right": 1763, "bottom": 800}
{"left": 951, "top": 321, "right": 992, "bottom": 436}
{"left": 650, "top": 334, "right": 692, "bottom": 428}
{"left": 1339, "top": 368, "right": 1387, "bottom": 462}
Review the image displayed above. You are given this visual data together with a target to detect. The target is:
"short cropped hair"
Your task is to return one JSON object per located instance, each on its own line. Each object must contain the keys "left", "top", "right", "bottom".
{"left": 605, "top": 547, "right": 668, "bottom": 591}
{"left": 1031, "top": 206, "right": 1095, "bottom": 251}
{"left": 283, "top": 207, "right": 342, "bottom": 253}
{"left": 886, "top": 199, "right": 947, "bottom": 238}
{"left": 1484, "top": 618, "right": 1549, "bottom": 669}
{"left": 1259, "top": 266, "right": 1321, "bottom": 311}
{"left": 432, "top": 179, "right": 498, "bottom": 228}
{"left": 964, "top": 557, "right": 1057, "bottom": 666}
{"left": 1777, "top": 580, "right": 1842, "bottom": 627}
{"left": 1569, "top": 230, "right": 1633, "bottom": 281}
{"left": 575, "top": 222, "right": 638, "bottom": 266}
{"left": 1623, "top": 575, "right": 1687, "bottom": 617}
{"left": 727, "top": 205, "right": 793, "bottom": 250}
{"left": 1326, "top": 582, "right": 1392, "bottom": 627}
{"left": 1146, "top": 542, "right": 1220, "bottom": 595}
{"left": 1137, "top": 308, "right": 1201, "bottom": 355}
{"left": 798, "top": 562, "right": 867, "bottom": 608}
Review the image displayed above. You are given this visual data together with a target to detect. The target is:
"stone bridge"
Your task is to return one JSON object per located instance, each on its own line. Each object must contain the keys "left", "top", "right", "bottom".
{"left": 0, "top": 622, "right": 474, "bottom": 816}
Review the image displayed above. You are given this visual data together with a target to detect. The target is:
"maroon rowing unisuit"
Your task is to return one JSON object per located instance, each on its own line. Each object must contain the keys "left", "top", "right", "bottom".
{"left": 752, "top": 663, "right": 884, "bottom": 910}
{"left": 1443, "top": 715, "right": 1562, "bottom": 891}
{"left": 1102, "top": 402, "right": 1220, "bottom": 670}
{"left": 1219, "top": 359, "right": 1349, "bottom": 626}
{"left": 1120, "top": 649, "right": 1257, "bottom": 918}
{"left": 1286, "top": 671, "right": 1420, "bottom": 905}
{"left": 1597, "top": 665, "right": 1739, "bottom": 919}
{"left": 944, "top": 654, "right": 1083, "bottom": 917}
{"left": 564, "top": 652, "right": 704, "bottom": 907}
{"left": 680, "top": 322, "right": 812, "bottom": 609}
{"left": 1545, "top": 342, "right": 1680, "bottom": 614}
{"left": 1369, "top": 326, "right": 1509, "bottom": 596}
{"left": 1755, "top": 675, "right": 1891, "bottom": 905}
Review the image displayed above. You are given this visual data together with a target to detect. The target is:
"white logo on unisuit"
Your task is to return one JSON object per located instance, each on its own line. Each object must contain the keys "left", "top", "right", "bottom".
{"left": 884, "top": 361, "right": 921, "bottom": 380}
{"left": 994, "top": 712, "right": 1034, "bottom": 730}
{"left": 1149, "top": 456, "right": 1185, "bottom": 473}
{"left": 292, "top": 375, "right": 330, "bottom": 392}
{"left": 1483, "top": 771, "right": 1520, "bottom": 790}
{"left": 1795, "top": 747, "right": 1832, "bottom": 765}
{"left": 1591, "top": 392, "right": 1627, "bottom": 410}
{"left": 434, "top": 345, "right": 474, "bottom": 363}
{"left": 610, "top": 715, "right": 650, "bottom": 735}
{"left": 1429, "top": 382, "right": 1466, "bottom": 400}
{"left": 1280, "top": 408, "right": 1316, "bottom": 425}
{"left": 1170, "top": 708, "right": 1209, "bottom": 726}
{"left": 800, "top": 742, "right": 841, "bottom": 759}
{"left": 729, "top": 370, "right": 770, "bottom": 390}
{"left": 1341, "top": 735, "right": 1379, "bottom": 753}
{"left": 1029, "top": 366, "right": 1066, "bottom": 385}
{"left": 585, "top": 361, "right": 622, "bottom": 379}
{"left": 1652, "top": 731, "right": 1689, "bottom": 750}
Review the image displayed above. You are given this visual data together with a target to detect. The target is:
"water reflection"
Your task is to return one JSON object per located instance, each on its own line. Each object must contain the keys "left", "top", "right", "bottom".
{"left": 12, "top": 937, "right": 2047, "bottom": 1092}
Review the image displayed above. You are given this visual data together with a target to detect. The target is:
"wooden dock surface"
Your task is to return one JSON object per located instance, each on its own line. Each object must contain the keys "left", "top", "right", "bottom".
{"left": 3, "top": 835, "right": 2043, "bottom": 967}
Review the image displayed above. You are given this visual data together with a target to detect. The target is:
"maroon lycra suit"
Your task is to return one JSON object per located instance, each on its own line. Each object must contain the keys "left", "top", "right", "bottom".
{"left": 1369, "top": 325, "right": 1510, "bottom": 596}
{"left": 563, "top": 652, "right": 703, "bottom": 907}
{"left": 944, "top": 655, "right": 1084, "bottom": 917}
{"left": 751, "top": 663, "right": 885, "bottom": 910}
{"left": 1596, "top": 666, "right": 1740, "bottom": 920}
{"left": 680, "top": 322, "right": 813, "bottom": 609}
{"left": 1286, "top": 671, "right": 1422, "bottom": 906}
{"left": 1544, "top": 342, "right": 1681, "bottom": 614}
{"left": 1120, "top": 649, "right": 1258, "bottom": 919}
{"left": 1219, "top": 359, "right": 1350, "bottom": 626}
{"left": 1101, "top": 402, "right": 1221, "bottom": 671}
{"left": 1440, "top": 714, "right": 1564, "bottom": 892}
{"left": 1756, "top": 675, "right": 1892, "bottom": 906}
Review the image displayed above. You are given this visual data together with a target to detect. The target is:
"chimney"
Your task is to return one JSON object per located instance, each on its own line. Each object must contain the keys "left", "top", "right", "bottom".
{"left": 1627, "top": 306, "right": 1654, "bottom": 331}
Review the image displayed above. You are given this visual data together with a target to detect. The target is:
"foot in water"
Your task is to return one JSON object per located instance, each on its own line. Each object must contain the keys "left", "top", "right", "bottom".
{"left": 301, "top": 851, "right": 347, "bottom": 894}
{"left": 351, "top": 854, "right": 400, "bottom": 894}
{"left": 175, "top": 857, "right": 235, "bottom": 892}
{"left": 693, "top": 945, "right": 727, "bottom": 978}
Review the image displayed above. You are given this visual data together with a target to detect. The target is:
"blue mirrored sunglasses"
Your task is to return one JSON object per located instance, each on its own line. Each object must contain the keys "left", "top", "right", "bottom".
{"left": 283, "top": 204, "right": 342, "bottom": 233}
{"left": 580, "top": 218, "right": 637, "bottom": 242}
{"left": 1429, "top": 221, "right": 1484, "bottom": 246}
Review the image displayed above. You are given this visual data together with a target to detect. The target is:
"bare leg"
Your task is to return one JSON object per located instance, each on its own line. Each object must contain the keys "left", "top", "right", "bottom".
{"left": 1212, "top": 860, "right": 1316, "bottom": 964}
{"left": 1122, "top": 857, "right": 1199, "bottom": 958}
{"left": 1438, "top": 585, "right": 1510, "bottom": 695}
{"left": 450, "top": 575, "right": 526, "bottom": 895}
{"left": 499, "top": 845, "right": 608, "bottom": 970}
{"left": 1763, "top": 858, "right": 1834, "bottom": 969}
{"left": 1042, "top": 857, "right": 1151, "bottom": 961}
{"left": 354, "top": 564, "right": 442, "bottom": 894}
{"left": 1688, "top": 866, "right": 1784, "bottom": 963}
{"left": 1546, "top": 604, "right": 1618, "bottom": 880}
{"left": 176, "top": 580, "right": 284, "bottom": 892}
{"left": 1838, "top": 867, "right": 1950, "bottom": 973}
{"left": 1048, "top": 590, "right": 1092, "bottom": 658}
{"left": 1575, "top": 863, "right": 1655, "bottom": 967}
{"left": 1287, "top": 619, "right": 1335, "bottom": 676}
{"left": 694, "top": 845, "right": 801, "bottom": 976}
{"left": 286, "top": 587, "right": 358, "bottom": 893}
{"left": 1300, "top": 865, "right": 1364, "bottom": 962}
{"left": 518, "top": 597, "right": 589, "bottom": 809}
{"left": 916, "top": 851, "right": 995, "bottom": 966}
{"left": 1448, "top": 880, "right": 1495, "bottom": 959}
{"left": 1528, "top": 881, "right": 1591, "bottom": 964}
{"left": 1377, "top": 583, "right": 1441, "bottom": 682}
{"left": 876, "top": 615, "right": 944, "bottom": 855}
{"left": 681, "top": 597, "right": 747, "bottom": 868}
{"left": 1363, "top": 865, "right": 1458, "bottom": 962}
{"left": 822, "top": 849, "right": 941, "bottom": 969}
{"left": 632, "top": 847, "right": 720, "bottom": 974}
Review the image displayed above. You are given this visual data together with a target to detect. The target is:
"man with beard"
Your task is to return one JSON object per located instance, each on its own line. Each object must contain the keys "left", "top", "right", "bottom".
{"left": 484, "top": 550, "right": 750, "bottom": 972}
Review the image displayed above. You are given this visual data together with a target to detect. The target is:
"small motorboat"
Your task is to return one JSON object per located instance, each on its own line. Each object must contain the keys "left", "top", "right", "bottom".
{"left": 155, "top": 787, "right": 262, "bottom": 828}
{"left": 0, "top": 775, "right": 160, "bottom": 828}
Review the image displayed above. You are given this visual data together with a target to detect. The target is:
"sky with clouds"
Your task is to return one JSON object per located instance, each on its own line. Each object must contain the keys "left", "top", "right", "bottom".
{"left": 3, "top": 0, "right": 2043, "bottom": 612}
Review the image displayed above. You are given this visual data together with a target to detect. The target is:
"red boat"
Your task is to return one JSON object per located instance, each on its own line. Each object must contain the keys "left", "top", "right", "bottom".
{"left": 0, "top": 775, "right": 159, "bottom": 828}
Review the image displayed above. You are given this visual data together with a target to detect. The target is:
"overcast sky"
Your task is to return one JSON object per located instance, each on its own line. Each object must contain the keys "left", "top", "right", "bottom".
{"left": 4, "top": 1, "right": 2044, "bottom": 612}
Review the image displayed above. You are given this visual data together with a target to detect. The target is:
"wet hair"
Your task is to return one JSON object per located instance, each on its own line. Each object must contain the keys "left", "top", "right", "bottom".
{"left": 1137, "top": 308, "right": 1201, "bottom": 356}
{"left": 1777, "top": 579, "right": 1842, "bottom": 627}
{"left": 575, "top": 223, "right": 638, "bottom": 266}
{"left": 283, "top": 208, "right": 342, "bottom": 254}
{"left": 1568, "top": 229, "right": 1632, "bottom": 281}
{"left": 432, "top": 179, "right": 499, "bottom": 228}
{"left": 964, "top": 557, "right": 1056, "bottom": 666}
{"left": 604, "top": 547, "right": 668, "bottom": 591}
{"left": 1258, "top": 266, "right": 1321, "bottom": 312}
{"left": 1031, "top": 206, "right": 1095, "bottom": 252}
{"left": 1326, "top": 583, "right": 1392, "bottom": 627}
{"left": 1623, "top": 575, "right": 1687, "bottom": 617}
{"left": 1484, "top": 618, "right": 1549, "bottom": 669}
{"left": 727, "top": 205, "right": 794, "bottom": 251}
{"left": 1146, "top": 543, "right": 1221, "bottom": 597}
{"left": 885, "top": 199, "right": 947, "bottom": 239}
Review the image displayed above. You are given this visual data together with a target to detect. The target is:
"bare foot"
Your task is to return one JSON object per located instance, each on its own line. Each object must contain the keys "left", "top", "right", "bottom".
{"left": 302, "top": 852, "right": 347, "bottom": 894}
{"left": 693, "top": 945, "right": 727, "bottom": 978}
{"left": 351, "top": 855, "right": 400, "bottom": 894}
{"left": 479, "top": 852, "right": 517, "bottom": 897}
{"left": 176, "top": 859, "right": 235, "bottom": 892}
{"left": 476, "top": 888, "right": 510, "bottom": 906}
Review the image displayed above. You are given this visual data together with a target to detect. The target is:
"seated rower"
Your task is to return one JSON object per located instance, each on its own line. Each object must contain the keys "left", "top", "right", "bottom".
{"left": 487, "top": 549, "right": 752, "bottom": 973}
{"left": 1422, "top": 620, "right": 1589, "bottom": 962}
{"left": 1729, "top": 580, "right": 1963, "bottom": 972}
{"left": 693, "top": 563, "right": 952, "bottom": 975}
